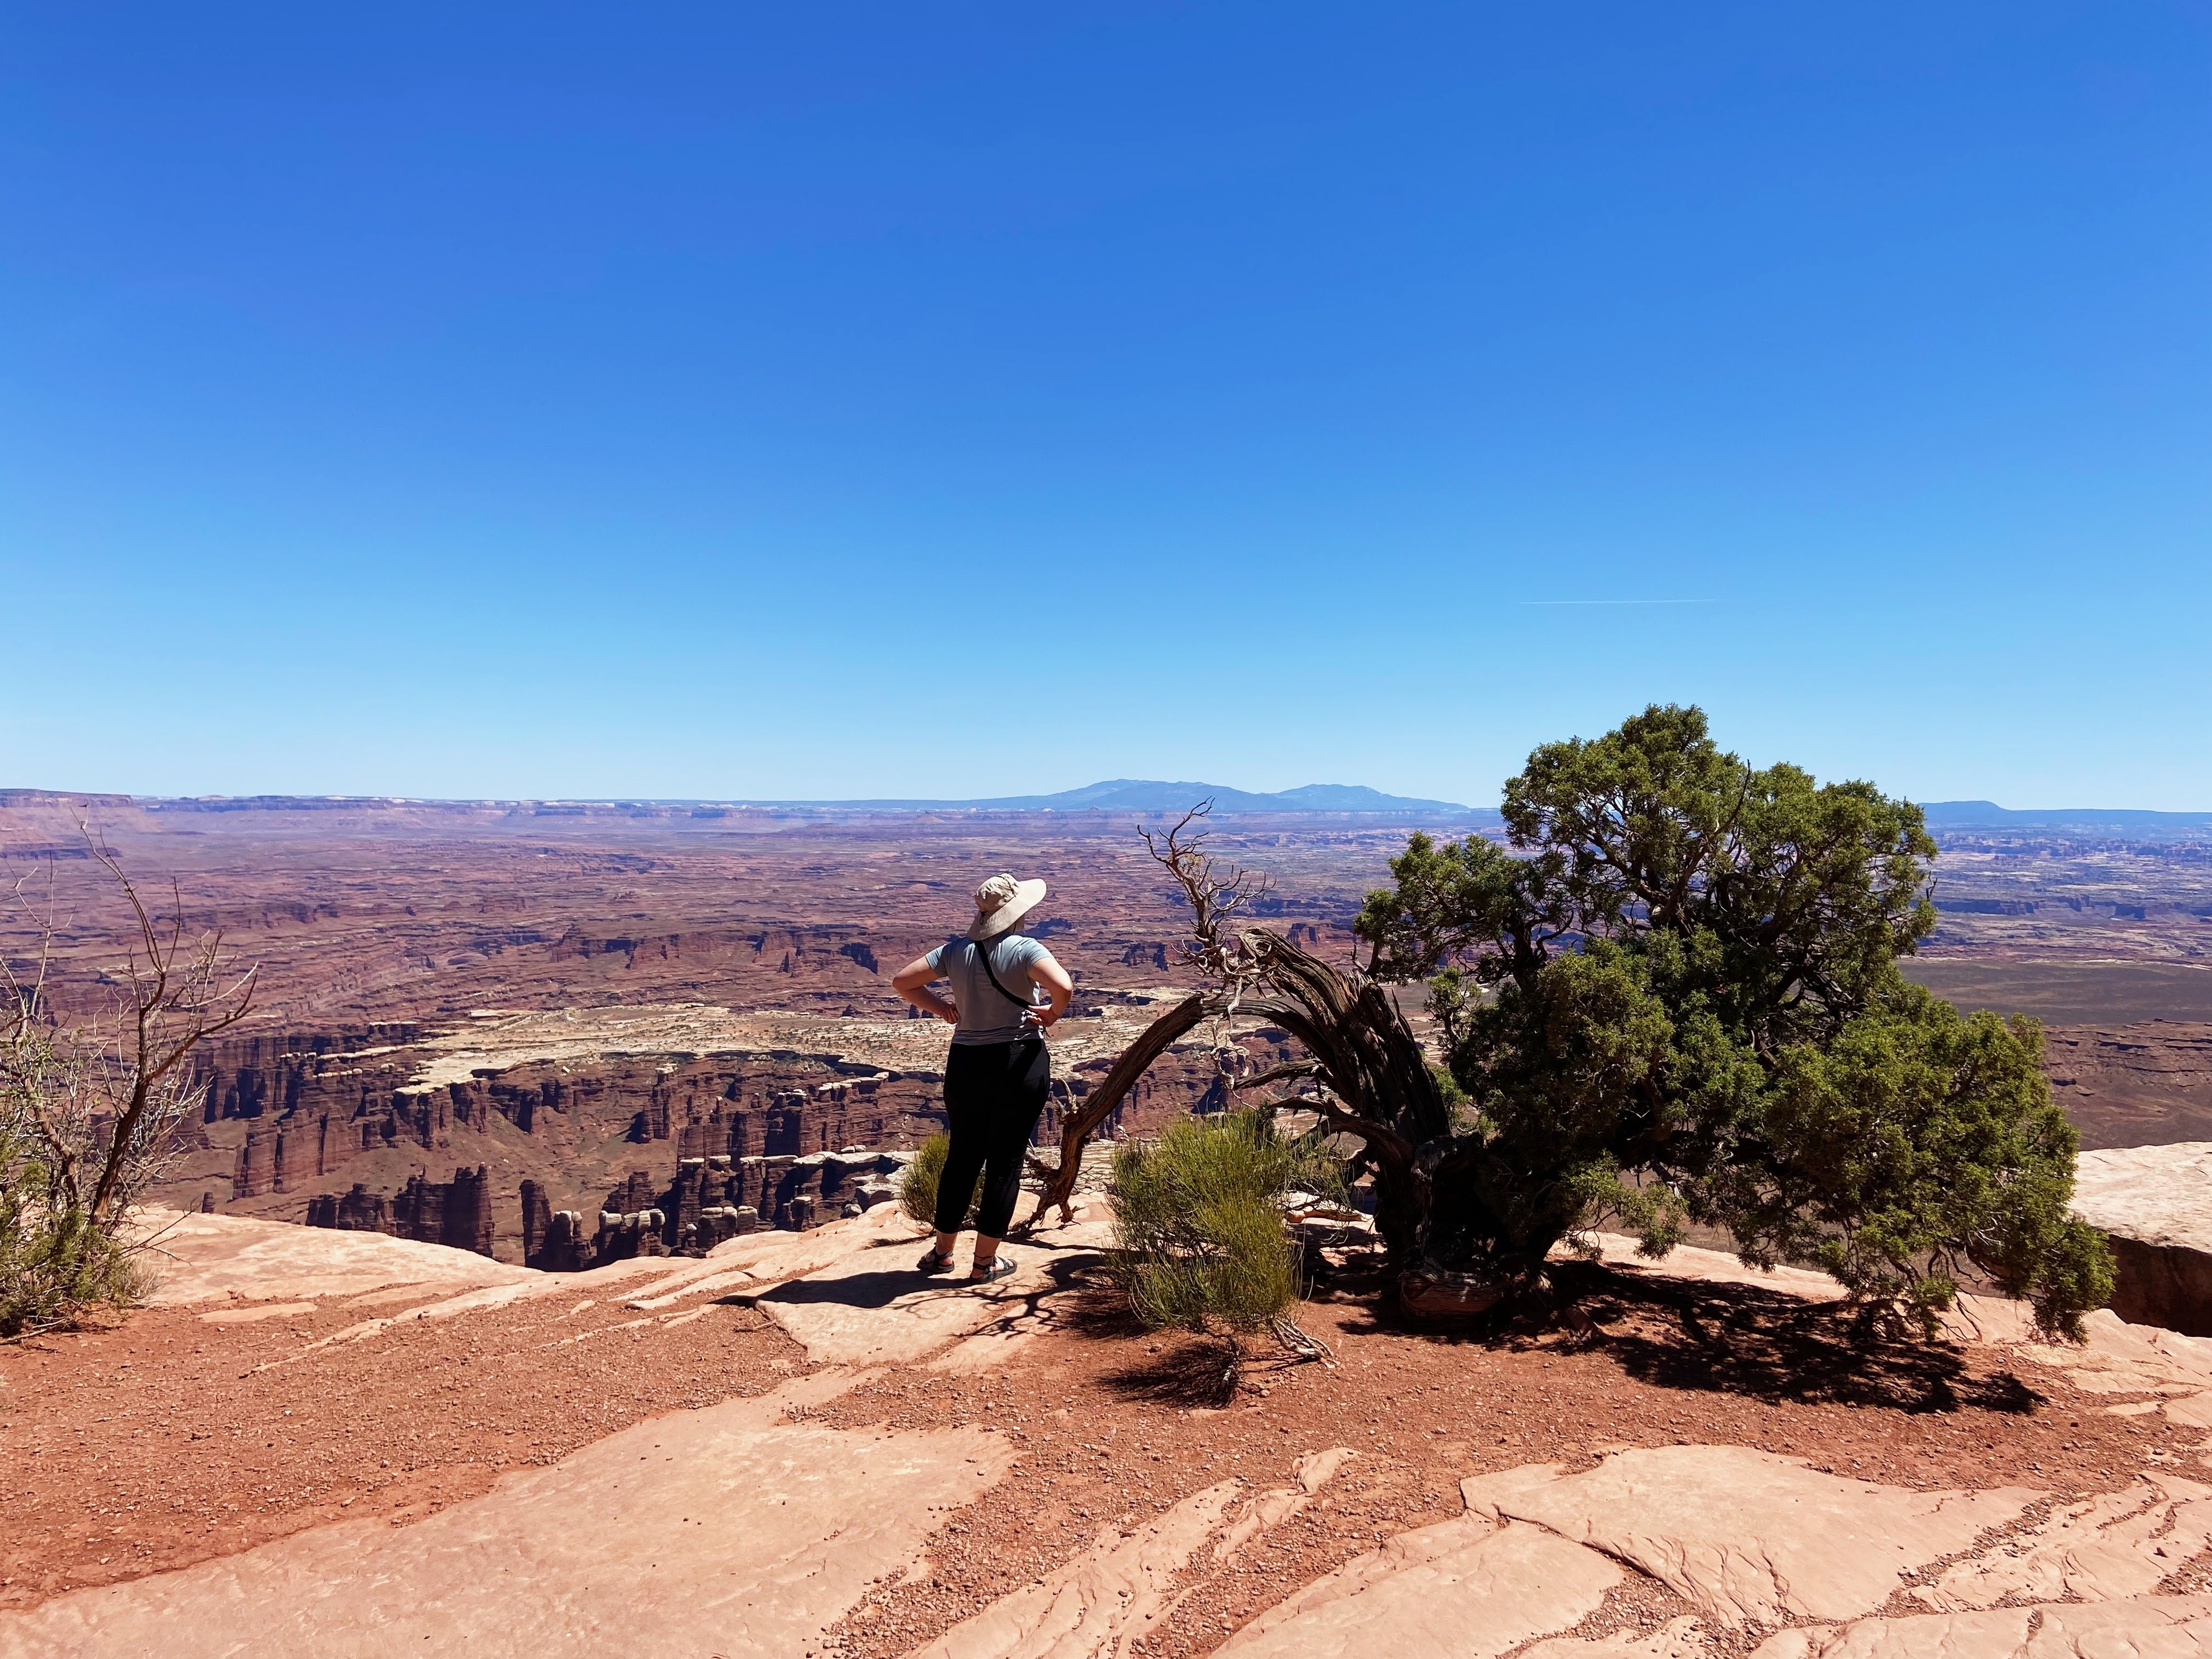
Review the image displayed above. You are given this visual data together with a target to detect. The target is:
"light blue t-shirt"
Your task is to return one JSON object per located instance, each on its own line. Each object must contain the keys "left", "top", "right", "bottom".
{"left": 927, "top": 933, "right": 1051, "bottom": 1045}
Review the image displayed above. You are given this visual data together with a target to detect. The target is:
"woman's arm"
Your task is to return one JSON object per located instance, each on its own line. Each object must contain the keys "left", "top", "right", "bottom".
{"left": 891, "top": 955, "right": 959, "bottom": 1024}
{"left": 1025, "top": 949, "right": 1075, "bottom": 1030}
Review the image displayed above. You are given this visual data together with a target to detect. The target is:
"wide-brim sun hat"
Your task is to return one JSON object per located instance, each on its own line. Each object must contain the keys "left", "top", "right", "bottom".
{"left": 968, "top": 873, "right": 1048, "bottom": 940}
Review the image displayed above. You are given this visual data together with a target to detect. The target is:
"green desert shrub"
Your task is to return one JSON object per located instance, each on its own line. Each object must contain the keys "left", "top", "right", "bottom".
{"left": 0, "top": 1210, "right": 142, "bottom": 1339}
{"left": 1111, "top": 1110, "right": 1325, "bottom": 1332}
{"left": 0, "top": 1123, "right": 142, "bottom": 1339}
{"left": 898, "top": 1132, "right": 980, "bottom": 1230}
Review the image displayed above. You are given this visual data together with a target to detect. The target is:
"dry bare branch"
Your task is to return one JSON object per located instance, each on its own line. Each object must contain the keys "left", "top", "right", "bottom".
{"left": 2, "top": 828, "right": 259, "bottom": 1334}
{"left": 1016, "top": 805, "right": 1448, "bottom": 1243}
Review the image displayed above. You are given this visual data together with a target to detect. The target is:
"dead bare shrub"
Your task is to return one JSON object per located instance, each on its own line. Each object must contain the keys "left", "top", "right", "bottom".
{"left": 0, "top": 834, "right": 254, "bottom": 1337}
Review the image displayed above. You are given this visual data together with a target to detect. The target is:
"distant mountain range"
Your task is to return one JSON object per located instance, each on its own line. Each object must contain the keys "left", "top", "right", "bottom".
{"left": 1921, "top": 801, "right": 2212, "bottom": 833}
{"left": 12, "top": 786, "right": 2202, "bottom": 828}
{"left": 758, "top": 779, "right": 1477, "bottom": 815}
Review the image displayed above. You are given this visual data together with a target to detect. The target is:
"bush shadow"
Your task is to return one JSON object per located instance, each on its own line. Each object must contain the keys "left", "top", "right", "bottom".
{"left": 1099, "top": 1331, "right": 1244, "bottom": 1408}
{"left": 1028, "top": 1265, "right": 1249, "bottom": 1408}
{"left": 1045, "top": 1266, "right": 1147, "bottom": 1342}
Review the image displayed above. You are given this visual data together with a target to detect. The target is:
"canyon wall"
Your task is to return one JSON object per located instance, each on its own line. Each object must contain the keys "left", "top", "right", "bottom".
{"left": 165, "top": 1001, "right": 1254, "bottom": 1262}
{"left": 304, "top": 1165, "right": 496, "bottom": 1257}
{"left": 2044, "top": 1021, "right": 2212, "bottom": 1149}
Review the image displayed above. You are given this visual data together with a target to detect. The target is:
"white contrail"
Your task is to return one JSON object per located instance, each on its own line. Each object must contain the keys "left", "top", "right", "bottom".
{"left": 1518, "top": 599, "right": 1719, "bottom": 606}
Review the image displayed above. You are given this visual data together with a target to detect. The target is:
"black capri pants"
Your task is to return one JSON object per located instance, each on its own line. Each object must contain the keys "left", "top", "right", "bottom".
{"left": 935, "top": 1035, "right": 1051, "bottom": 1239}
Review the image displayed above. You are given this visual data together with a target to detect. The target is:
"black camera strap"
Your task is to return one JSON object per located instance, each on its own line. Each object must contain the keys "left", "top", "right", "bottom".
{"left": 970, "top": 937, "right": 1036, "bottom": 1012}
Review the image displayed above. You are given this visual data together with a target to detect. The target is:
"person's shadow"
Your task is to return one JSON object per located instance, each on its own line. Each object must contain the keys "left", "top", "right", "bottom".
{"left": 752, "top": 1268, "right": 962, "bottom": 1313}
{"left": 744, "top": 1241, "right": 1106, "bottom": 1316}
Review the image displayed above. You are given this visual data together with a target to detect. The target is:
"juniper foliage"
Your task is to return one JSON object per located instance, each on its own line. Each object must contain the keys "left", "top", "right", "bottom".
{"left": 1355, "top": 704, "right": 2111, "bottom": 1338}
{"left": 1, "top": 844, "right": 255, "bottom": 1338}
{"left": 0, "top": 1113, "right": 142, "bottom": 1339}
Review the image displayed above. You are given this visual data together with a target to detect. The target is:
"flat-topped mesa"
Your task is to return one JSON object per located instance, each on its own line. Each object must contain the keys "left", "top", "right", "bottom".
{"left": 666, "top": 1073, "right": 1098, "bottom": 1163}
{"left": 195, "top": 1025, "right": 434, "bottom": 1199}
{"left": 198, "top": 1021, "right": 961, "bottom": 1202}
{"left": 198, "top": 1001, "right": 1168, "bottom": 1146}
{"left": 671, "top": 1078, "right": 899, "bottom": 1160}
{"left": 304, "top": 1164, "right": 496, "bottom": 1257}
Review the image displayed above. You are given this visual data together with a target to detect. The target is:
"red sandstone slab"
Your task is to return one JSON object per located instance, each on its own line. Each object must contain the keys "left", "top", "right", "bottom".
{"left": 1218, "top": 1516, "right": 1622, "bottom": 1658}
{"left": 1460, "top": 1447, "right": 2036, "bottom": 1628}
{"left": 135, "top": 1210, "right": 535, "bottom": 1305}
{"left": 757, "top": 1200, "right": 1116, "bottom": 1366}
{"left": 1749, "top": 1596, "right": 2212, "bottom": 1657}
{"left": 0, "top": 1374, "right": 1014, "bottom": 1659}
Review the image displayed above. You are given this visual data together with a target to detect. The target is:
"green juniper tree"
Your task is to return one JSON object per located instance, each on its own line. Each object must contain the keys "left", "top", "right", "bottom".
{"left": 1354, "top": 704, "right": 2110, "bottom": 1337}
{"left": 1016, "top": 711, "right": 2108, "bottom": 1340}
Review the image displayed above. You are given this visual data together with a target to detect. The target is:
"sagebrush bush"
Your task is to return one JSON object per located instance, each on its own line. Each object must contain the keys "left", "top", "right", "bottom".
{"left": 0, "top": 1125, "right": 141, "bottom": 1338}
{"left": 898, "top": 1132, "right": 980, "bottom": 1230}
{"left": 1111, "top": 1110, "right": 1327, "bottom": 1332}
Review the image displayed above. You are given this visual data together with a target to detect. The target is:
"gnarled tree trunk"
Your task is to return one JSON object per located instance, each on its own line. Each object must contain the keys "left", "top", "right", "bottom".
{"left": 1013, "top": 930, "right": 1453, "bottom": 1275}
{"left": 1011, "top": 805, "right": 1525, "bottom": 1320}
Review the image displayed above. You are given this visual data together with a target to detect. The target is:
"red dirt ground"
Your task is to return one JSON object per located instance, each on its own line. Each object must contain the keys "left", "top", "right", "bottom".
{"left": 815, "top": 1268, "right": 2195, "bottom": 1657}
{"left": 0, "top": 1294, "right": 808, "bottom": 1612}
{"left": 4, "top": 1259, "right": 2201, "bottom": 1652}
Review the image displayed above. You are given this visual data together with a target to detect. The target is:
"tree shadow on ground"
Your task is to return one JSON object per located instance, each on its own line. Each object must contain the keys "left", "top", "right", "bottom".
{"left": 1047, "top": 1268, "right": 1149, "bottom": 1345}
{"left": 751, "top": 1256, "right": 1047, "bottom": 1313}
{"left": 740, "top": 1234, "right": 1112, "bottom": 1323}
{"left": 1333, "top": 1259, "right": 2042, "bottom": 1415}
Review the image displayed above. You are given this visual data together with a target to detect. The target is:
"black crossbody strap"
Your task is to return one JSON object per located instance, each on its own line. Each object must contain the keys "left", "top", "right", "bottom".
{"left": 969, "top": 937, "right": 1035, "bottom": 1011}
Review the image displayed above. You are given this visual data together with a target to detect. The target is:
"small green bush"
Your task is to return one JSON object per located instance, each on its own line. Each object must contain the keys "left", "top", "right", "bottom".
{"left": 0, "top": 1123, "right": 142, "bottom": 1338}
{"left": 1111, "top": 1110, "right": 1326, "bottom": 1332}
{"left": 899, "top": 1132, "right": 980, "bottom": 1231}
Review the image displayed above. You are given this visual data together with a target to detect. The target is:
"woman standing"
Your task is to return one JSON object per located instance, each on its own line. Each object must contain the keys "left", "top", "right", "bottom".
{"left": 890, "top": 873, "right": 1074, "bottom": 1283}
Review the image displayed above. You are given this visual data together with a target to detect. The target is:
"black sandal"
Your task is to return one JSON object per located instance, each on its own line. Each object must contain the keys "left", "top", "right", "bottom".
{"left": 969, "top": 1257, "right": 1016, "bottom": 1285}
{"left": 917, "top": 1247, "right": 957, "bottom": 1275}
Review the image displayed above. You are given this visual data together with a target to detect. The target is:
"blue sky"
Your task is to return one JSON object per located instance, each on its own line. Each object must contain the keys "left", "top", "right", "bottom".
{"left": 3, "top": 4, "right": 2206, "bottom": 808}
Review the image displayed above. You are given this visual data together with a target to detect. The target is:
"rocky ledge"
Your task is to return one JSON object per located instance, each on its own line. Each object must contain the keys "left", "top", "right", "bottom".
{"left": 13, "top": 1202, "right": 2212, "bottom": 1658}
{"left": 2075, "top": 1141, "right": 2212, "bottom": 1338}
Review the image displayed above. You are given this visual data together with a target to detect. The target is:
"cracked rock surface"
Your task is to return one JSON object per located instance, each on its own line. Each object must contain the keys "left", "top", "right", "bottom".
{"left": 11, "top": 1211, "right": 2212, "bottom": 1658}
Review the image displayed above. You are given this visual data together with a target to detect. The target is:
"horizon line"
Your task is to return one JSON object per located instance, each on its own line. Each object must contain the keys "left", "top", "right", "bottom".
{"left": 5, "top": 786, "right": 2212, "bottom": 819}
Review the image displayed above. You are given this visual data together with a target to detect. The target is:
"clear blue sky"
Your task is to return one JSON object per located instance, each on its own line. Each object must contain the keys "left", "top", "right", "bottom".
{"left": 3, "top": 5, "right": 2206, "bottom": 809}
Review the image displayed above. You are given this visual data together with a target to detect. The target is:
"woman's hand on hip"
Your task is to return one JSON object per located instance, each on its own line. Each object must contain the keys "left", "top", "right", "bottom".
{"left": 1027, "top": 951, "right": 1074, "bottom": 1033}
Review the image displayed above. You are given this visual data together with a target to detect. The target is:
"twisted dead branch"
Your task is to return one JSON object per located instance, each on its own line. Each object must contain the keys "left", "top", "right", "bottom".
{"left": 1015, "top": 806, "right": 1448, "bottom": 1259}
{"left": 3, "top": 824, "right": 256, "bottom": 1239}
